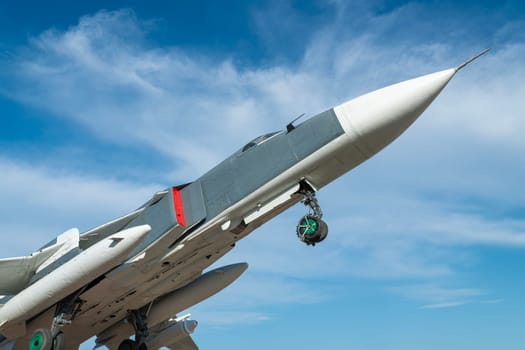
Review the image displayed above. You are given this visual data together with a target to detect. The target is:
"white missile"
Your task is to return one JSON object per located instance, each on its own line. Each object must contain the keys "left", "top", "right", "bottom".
{"left": 97, "top": 263, "right": 247, "bottom": 341}
{"left": 147, "top": 262, "right": 247, "bottom": 326}
{"left": 0, "top": 225, "right": 150, "bottom": 326}
{"left": 144, "top": 319, "right": 198, "bottom": 350}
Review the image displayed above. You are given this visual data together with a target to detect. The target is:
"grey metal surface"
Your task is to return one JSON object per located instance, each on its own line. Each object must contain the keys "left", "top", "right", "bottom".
{"left": 124, "top": 193, "right": 178, "bottom": 257}
{"left": 198, "top": 109, "right": 344, "bottom": 218}
{"left": 179, "top": 182, "right": 207, "bottom": 228}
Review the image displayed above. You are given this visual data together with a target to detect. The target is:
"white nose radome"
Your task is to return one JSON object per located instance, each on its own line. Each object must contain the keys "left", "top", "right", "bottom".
{"left": 334, "top": 68, "right": 456, "bottom": 157}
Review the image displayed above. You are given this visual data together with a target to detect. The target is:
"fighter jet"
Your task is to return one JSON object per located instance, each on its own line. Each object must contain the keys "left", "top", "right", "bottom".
{"left": 0, "top": 50, "right": 489, "bottom": 350}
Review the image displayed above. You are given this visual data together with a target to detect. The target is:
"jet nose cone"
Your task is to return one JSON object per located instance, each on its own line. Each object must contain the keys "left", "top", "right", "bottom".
{"left": 334, "top": 68, "right": 456, "bottom": 157}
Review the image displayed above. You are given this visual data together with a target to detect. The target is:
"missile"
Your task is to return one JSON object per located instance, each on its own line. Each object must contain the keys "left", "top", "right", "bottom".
{"left": 0, "top": 225, "right": 150, "bottom": 326}
{"left": 144, "top": 319, "right": 198, "bottom": 350}
{"left": 147, "top": 262, "right": 247, "bottom": 326}
{"left": 97, "top": 263, "right": 247, "bottom": 341}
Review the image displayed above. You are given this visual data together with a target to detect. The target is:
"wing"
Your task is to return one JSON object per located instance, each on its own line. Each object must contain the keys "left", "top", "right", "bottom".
{"left": 79, "top": 209, "right": 145, "bottom": 250}
{"left": 0, "top": 244, "right": 63, "bottom": 294}
{"left": 0, "top": 256, "right": 39, "bottom": 295}
{"left": 78, "top": 189, "right": 171, "bottom": 250}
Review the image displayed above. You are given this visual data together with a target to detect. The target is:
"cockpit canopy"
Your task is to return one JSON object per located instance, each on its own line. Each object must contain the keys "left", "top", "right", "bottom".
{"left": 241, "top": 131, "right": 282, "bottom": 152}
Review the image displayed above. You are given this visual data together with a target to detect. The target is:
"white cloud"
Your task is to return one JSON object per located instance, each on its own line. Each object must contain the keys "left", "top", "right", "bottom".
{"left": 0, "top": 157, "right": 159, "bottom": 257}
{"left": 391, "top": 283, "right": 485, "bottom": 309}
{"left": 329, "top": 193, "right": 525, "bottom": 249}
{"left": 420, "top": 301, "right": 466, "bottom": 309}
{"left": 393, "top": 284, "right": 485, "bottom": 300}
{"left": 479, "top": 299, "right": 504, "bottom": 304}
{"left": 2, "top": 7, "right": 523, "bottom": 188}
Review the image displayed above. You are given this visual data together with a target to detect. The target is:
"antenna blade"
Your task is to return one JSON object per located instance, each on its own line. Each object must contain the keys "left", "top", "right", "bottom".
{"left": 456, "top": 48, "right": 490, "bottom": 72}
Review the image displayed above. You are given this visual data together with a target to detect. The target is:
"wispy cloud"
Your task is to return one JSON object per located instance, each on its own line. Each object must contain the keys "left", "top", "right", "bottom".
{"left": 0, "top": 157, "right": 159, "bottom": 256}
{"left": 420, "top": 301, "right": 466, "bottom": 309}
{"left": 3, "top": 7, "right": 523, "bottom": 183}
{"left": 330, "top": 193, "right": 525, "bottom": 249}
{"left": 479, "top": 299, "right": 504, "bottom": 304}
{"left": 391, "top": 284, "right": 485, "bottom": 309}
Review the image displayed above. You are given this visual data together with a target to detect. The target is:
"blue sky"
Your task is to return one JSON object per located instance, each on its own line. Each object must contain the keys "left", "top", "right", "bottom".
{"left": 1, "top": 1, "right": 525, "bottom": 349}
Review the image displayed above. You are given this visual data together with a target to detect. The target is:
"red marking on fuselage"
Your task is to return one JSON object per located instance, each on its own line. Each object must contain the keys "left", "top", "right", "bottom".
{"left": 172, "top": 187, "right": 186, "bottom": 227}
